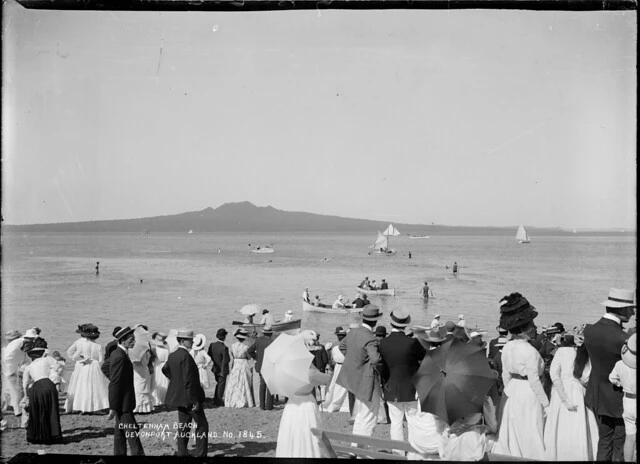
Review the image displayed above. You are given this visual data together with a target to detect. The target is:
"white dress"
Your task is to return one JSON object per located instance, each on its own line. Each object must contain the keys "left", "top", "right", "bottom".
{"left": 322, "top": 346, "right": 350, "bottom": 412}
{"left": 65, "top": 338, "right": 110, "bottom": 413}
{"left": 132, "top": 348, "right": 155, "bottom": 413}
{"left": 191, "top": 349, "right": 212, "bottom": 390}
{"left": 224, "top": 341, "right": 255, "bottom": 408}
{"left": 152, "top": 344, "right": 170, "bottom": 405}
{"left": 276, "top": 369, "right": 331, "bottom": 458}
{"left": 543, "top": 347, "right": 598, "bottom": 461}
{"left": 493, "top": 339, "right": 547, "bottom": 460}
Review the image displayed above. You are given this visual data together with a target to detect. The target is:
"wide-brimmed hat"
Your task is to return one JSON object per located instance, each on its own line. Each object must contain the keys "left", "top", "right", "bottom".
{"left": 469, "top": 331, "right": 482, "bottom": 339}
{"left": 602, "top": 288, "right": 636, "bottom": 309}
{"left": 390, "top": 308, "right": 411, "bottom": 328}
{"left": 375, "top": 326, "right": 387, "bottom": 337}
{"left": 262, "top": 309, "right": 269, "bottom": 314}
{"left": 24, "top": 328, "right": 39, "bottom": 339}
{"left": 362, "top": 304, "right": 383, "bottom": 321}
{"left": 434, "top": 314, "right": 440, "bottom": 319}
{"left": 26, "top": 337, "right": 48, "bottom": 354}
{"left": 334, "top": 326, "right": 346, "bottom": 335}
{"left": 234, "top": 329, "right": 249, "bottom": 340}
{"left": 4, "top": 330, "right": 21, "bottom": 341}
{"left": 115, "top": 326, "right": 135, "bottom": 341}
{"left": 175, "top": 329, "right": 195, "bottom": 339}
{"left": 152, "top": 332, "right": 168, "bottom": 345}
{"left": 499, "top": 292, "right": 538, "bottom": 331}
{"left": 262, "top": 325, "right": 274, "bottom": 334}
{"left": 216, "top": 328, "right": 228, "bottom": 338}
{"left": 193, "top": 334, "right": 207, "bottom": 350}
{"left": 82, "top": 324, "right": 100, "bottom": 337}
{"left": 622, "top": 333, "right": 636, "bottom": 369}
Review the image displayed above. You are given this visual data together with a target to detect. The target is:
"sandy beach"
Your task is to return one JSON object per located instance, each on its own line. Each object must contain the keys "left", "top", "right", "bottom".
{"left": 0, "top": 392, "right": 392, "bottom": 461}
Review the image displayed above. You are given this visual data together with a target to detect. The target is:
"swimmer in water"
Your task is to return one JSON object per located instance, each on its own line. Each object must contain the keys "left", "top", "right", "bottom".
{"left": 96, "top": 261, "right": 100, "bottom": 275}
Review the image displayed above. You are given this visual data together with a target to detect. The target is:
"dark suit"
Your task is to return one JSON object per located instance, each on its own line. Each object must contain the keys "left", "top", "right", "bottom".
{"left": 207, "top": 340, "right": 230, "bottom": 406}
{"left": 162, "top": 346, "right": 209, "bottom": 457}
{"left": 584, "top": 317, "right": 629, "bottom": 461}
{"left": 247, "top": 335, "right": 274, "bottom": 410}
{"left": 108, "top": 346, "right": 144, "bottom": 456}
{"left": 101, "top": 339, "right": 119, "bottom": 379}
{"left": 379, "top": 331, "right": 426, "bottom": 403}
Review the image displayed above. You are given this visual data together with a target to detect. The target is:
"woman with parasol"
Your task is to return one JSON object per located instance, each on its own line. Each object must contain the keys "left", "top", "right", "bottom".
{"left": 493, "top": 292, "right": 548, "bottom": 460}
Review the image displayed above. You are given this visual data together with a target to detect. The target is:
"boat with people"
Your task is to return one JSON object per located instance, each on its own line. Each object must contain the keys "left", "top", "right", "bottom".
{"left": 355, "top": 286, "right": 396, "bottom": 297}
{"left": 249, "top": 244, "right": 275, "bottom": 253}
{"left": 408, "top": 234, "right": 430, "bottom": 239}
{"left": 368, "top": 224, "right": 400, "bottom": 255}
{"left": 515, "top": 225, "right": 530, "bottom": 244}
{"left": 233, "top": 318, "right": 301, "bottom": 336}
{"left": 302, "top": 300, "right": 361, "bottom": 314}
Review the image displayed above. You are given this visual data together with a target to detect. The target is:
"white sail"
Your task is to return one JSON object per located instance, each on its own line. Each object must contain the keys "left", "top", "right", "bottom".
{"left": 369, "top": 231, "right": 388, "bottom": 250}
{"left": 383, "top": 224, "right": 401, "bottom": 236}
{"left": 515, "top": 225, "right": 530, "bottom": 243}
{"left": 188, "top": 229, "right": 193, "bottom": 234}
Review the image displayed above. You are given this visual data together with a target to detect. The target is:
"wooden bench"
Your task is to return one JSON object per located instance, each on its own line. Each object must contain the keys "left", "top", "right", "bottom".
{"left": 311, "top": 428, "right": 536, "bottom": 461}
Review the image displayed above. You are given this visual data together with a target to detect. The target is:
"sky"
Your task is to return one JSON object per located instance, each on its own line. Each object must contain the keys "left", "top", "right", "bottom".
{"left": 2, "top": 2, "right": 637, "bottom": 229}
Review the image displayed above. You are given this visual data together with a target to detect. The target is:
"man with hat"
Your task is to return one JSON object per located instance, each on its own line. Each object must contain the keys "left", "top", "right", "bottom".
{"left": 283, "top": 310, "right": 294, "bottom": 322}
{"left": 351, "top": 293, "right": 366, "bottom": 309}
{"left": 374, "top": 326, "right": 387, "bottom": 339}
{"left": 323, "top": 327, "right": 350, "bottom": 413}
{"left": 108, "top": 326, "right": 144, "bottom": 456}
{"left": 337, "top": 304, "right": 384, "bottom": 438}
{"left": 2, "top": 329, "right": 38, "bottom": 417}
{"left": 608, "top": 333, "right": 636, "bottom": 462}
{"left": 430, "top": 314, "right": 441, "bottom": 330}
{"left": 378, "top": 308, "right": 426, "bottom": 448}
{"left": 584, "top": 288, "right": 635, "bottom": 461}
{"left": 207, "top": 328, "right": 230, "bottom": 407}
{"left": 247, "top": 325, "right": 275, "bottom": 410}
{"left": 162, "top": 329, "right": 208, "bottom": 457}
{"left": 259, "top": 309, "right": 275, "bottom": 326}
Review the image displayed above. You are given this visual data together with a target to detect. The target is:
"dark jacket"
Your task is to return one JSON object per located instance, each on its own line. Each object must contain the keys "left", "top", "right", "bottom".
{"left": 352, "top": 298, "right": 366, "bottom": 308}
{"left": 247, "top": 335, "right": 272, "bottom": 373}
{"left": 379, "top": 331, "right": 426, "bottom": 402}
{"left": 101, "top": 339, "right": 119, "bottom": 379}
{"left": 207, "top": 340, "right": 230, "bottom": 376}
{"left": 162, "top": 346, "right": 205, "bottom": 409}
{"left": 584, "top": 317, "right": 629, "bottom": 417}
{"left": 108, "top": 346, "right": 136, "bottom": 413}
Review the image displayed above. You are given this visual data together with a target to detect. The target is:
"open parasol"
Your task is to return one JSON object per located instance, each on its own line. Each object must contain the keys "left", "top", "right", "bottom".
{"left": 261, "top": 333, "right": 313, "bottom": 398}
{"left": 239, "top": 304, "right": 263, "bottom": 317}
{"left": 412, "top": 337, "right": 497, "bottom": 425}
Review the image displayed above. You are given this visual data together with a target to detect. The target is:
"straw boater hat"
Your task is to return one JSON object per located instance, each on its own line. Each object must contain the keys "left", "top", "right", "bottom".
{"left": 390, "top": 308, "right": 411, "bottom": 328}
{"left": 24, "top": 328, "right": 39, "bottom": 339}
{"left": 114, "top": 326, "right": 135, "bottom": 341}
{"left": 175, "top": 329, "right": 195, "bottom": 339}
{"left": 434, "top": 314, "right": 441, "bottom": 319}
{"left": 602, "top": 288, "right": 636, "bottom": 309}
{"left": 499, "top": 292, "right": 538, "bottom": 331}
{"left": 192, "top": 334, "right": 207, "bottom": 351}
{"left": 4, "top": 330, "right": 21, "bottom": 341}
{"left": 362, "top": 304, "right": 383, "bottom": 321}
{"left": 622, "top": 333, "right": 636, "bottom": 369}
{"left": 234, "top": 329, "right": 249, "bottom": 340}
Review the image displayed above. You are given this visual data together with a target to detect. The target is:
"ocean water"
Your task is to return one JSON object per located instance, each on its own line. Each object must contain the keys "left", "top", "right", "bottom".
{"left": 1, "top": 232, "right": 636, "bottom": 359}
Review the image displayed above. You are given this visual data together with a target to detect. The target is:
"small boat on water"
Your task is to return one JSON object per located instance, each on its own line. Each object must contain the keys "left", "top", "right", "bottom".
{"left": 250, "top": 245, "right": 275, "bottom": 254}
{"left": 515, "top": 225, "right": 530, "bottom": 244}
{"left": 409, "top": 234, "right": 430, "bottom": 239}
{"left": 355, "top": 286, "right": 396, "bottom": 297}
{"left": 235, "top": 318, "right": 301, "bottom": 336}
{"left": 302, "top": 300, "right": 361, "bottom": 314}
{"left": 368, "top": 224, "right": 400, "bottom": 255}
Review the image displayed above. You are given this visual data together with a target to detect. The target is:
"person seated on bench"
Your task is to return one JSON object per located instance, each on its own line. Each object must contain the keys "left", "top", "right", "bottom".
{"left": 380, "top": 279, "right": 389, "bottom": 290}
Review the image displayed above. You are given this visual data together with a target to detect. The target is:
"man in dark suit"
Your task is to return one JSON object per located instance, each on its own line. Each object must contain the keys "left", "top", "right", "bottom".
{"left": 207, "top": 328, "right": 230, "bottom": 407}
{"left": 247, "top": 325, "right": 274, "bottom": 410}
{"left": 162, "top": 329, "right": 209, "bottom": 457}
{"left": 337, "top": 304, "right": 384, "bottom": 437}
{"left": 108, "top": 326, "right": 144, "bottom": 456}
{"left": 351, "top": 293, "right": 366, "bottom": 309}
{"left": 102, "top": 326, "right": 122, "bottom": 380}
{"left": 584, "top": 288, "right": 635, "bottom": 462}
{"left": 379, "top": 309, "right": 426, "bottom": 446}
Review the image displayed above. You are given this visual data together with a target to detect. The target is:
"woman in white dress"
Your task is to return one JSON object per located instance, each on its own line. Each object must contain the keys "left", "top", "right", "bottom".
{"left": 276, "top": 331, "right": 332, "bottom": 458}
{"left": 322, "top": 327, "right": 350, "bottom": 412}
{"left": 130, "top": 325, "right": 155, "bottom": 414}
{"left": 64, "top": 324, "right": 110, "bottom": 413}
{"left": 494, "top": 293, "right": 548, "bottom": 460}
{"left": 191, "top": 334, "right": 213, "bottom": 391}
{"left": 224, "top": 329, "right": 255, "bottom": 408}
{"left": 150, "top": 332, "right": 170, "bottom": 406}
{"left": 543, "top": 329, "right": 598, "bottom": 460}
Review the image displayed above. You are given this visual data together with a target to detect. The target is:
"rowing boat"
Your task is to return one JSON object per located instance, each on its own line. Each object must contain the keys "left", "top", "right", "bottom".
{"left": 355, "top": 286, "right": 395, "bottom": 297}
{"left": 233, "top": 318, "right": 301, "bottom": 336}
{"left": 302, "top": 300, "right": 361, "bottom": 314}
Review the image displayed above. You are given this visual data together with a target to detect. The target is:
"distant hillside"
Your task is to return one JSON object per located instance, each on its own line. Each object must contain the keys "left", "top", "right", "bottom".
{"left": 2, "top": 202, "right": 635, "bottom": 236}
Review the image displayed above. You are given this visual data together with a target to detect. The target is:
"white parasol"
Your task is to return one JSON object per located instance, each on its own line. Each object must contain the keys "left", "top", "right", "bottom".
{"left": 261, "top": 333, "right": 313, "bottom": 398}
{"left": 239, "top": 304, "right": 264, "bottom": 317}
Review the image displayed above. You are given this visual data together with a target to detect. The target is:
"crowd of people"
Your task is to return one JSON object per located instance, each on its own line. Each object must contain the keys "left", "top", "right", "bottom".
{"left": 1, "top": 287, "right": 636, "bottom": 460}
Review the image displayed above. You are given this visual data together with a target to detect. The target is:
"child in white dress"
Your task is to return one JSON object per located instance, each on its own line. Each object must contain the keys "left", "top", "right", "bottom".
{"left": 191, "top": 334, "right": 213, "bottom": 391}
{"left": 48, "top": 352, "right": 67, "bottom": 393}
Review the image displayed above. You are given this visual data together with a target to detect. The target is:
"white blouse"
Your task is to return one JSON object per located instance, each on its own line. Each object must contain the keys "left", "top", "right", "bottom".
{"left": 23, "top": 356, "right": 58, "bottom": 392}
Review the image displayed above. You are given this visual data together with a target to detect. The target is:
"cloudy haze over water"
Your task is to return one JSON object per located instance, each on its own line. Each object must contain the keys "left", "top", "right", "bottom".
{"left": 2, "top": 3, "right": 636, "bottom": 229}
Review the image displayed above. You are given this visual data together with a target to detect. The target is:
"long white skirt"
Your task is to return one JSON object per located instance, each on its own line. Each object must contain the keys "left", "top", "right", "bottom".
{"left": 224, "top": 359, "right": 254, "bottom": 408}
{"left": 65, "top": 361, "right": 109, "bottom": 413}
{"left": 276, "top": 393, "right": 324, "bottom": 458}
{"left": 152, "top": 360, "right": 169, "bottom": 406}
{"left": 543, "top": 378, "right": 598, "bottom": 460}
{"left": 322, "top": 364, "right": 350, "bottom": 413}
{"left": 133, "top": 366, "right": 155, "bottom": 413}
{"left": 494, "top": 379, "right": 545, "bottom": 460}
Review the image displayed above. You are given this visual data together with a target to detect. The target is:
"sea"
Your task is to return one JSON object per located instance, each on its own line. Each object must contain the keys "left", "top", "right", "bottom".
{"left": 1, "top": 232, "right": 636, "bottom": 361}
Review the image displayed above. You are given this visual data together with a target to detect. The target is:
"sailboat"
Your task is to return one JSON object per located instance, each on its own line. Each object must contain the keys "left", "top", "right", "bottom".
{"left": 515, "top": 225, "right": 530, "bottom": 244}
{"left": 188, "top": 229, "right": 193, "bottom": 234}
{"left": 368, "top": 224, "right": 400, "bottom": 255}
